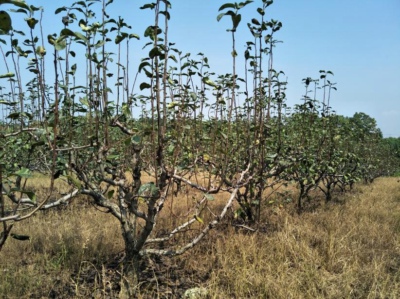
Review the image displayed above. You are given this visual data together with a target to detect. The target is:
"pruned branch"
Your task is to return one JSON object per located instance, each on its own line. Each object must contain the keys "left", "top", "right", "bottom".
{"left": 0, "top": 189, "right": 80, "bottom": 222}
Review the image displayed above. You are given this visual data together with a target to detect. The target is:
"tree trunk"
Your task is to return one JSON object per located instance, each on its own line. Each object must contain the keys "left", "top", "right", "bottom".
{"left": 325, "top": 183, "right": 332, "bottom": 202}
{"left": 119, "top": 248, "right": 141, "bottom": 299}
{"left": 297, "top": 184, "right": 304, "bottom": 213}
{"left": 119, "top": 223, "right": 141, "bottom": 298}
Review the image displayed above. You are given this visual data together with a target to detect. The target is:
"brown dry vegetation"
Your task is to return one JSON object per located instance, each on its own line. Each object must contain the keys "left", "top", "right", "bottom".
{"left": 1, "top": 177, "right": 399, "bottom": 298}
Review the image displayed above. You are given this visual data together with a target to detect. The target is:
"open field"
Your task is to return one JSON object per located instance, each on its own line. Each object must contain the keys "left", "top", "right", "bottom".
{"left": 1, "top": 177, "right": 399, "bottom": 298}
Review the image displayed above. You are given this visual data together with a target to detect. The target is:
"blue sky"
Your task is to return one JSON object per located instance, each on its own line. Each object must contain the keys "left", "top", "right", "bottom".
{"left": 4, "top": 0, "right": 400, "bottom": 137}
{"left": 166, "top": 0, "right": 400, "bottom": 137}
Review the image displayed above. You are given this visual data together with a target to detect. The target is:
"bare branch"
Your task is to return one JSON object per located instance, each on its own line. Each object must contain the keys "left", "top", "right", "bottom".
{"left": 145, "top": 217, "right": 197, "bottom": 244}
{"left": 111, "top": 119, "right": 135, "bottom": 136}
{"left": 232, "top": 224, "right": 257, "bottom": 232}
{"left": 56, "top": 144, "right": 96, "bottom": 152}
{"left": 0, "top": 128, "right": 39, "bottom": 138}
{"left": 81, "top": 188, "right": 122, "bottom": 221}
{"left": 172, "top": 174, "right": 220, "bottom": 194}
{"left": 140, "top": 166, "right": 250, "bottom": 257}
{"left": 0, "top": 189, "right": 80, "bottom": 222}
{"left": 40, "top": 189, "right": 79, "bottom": 209}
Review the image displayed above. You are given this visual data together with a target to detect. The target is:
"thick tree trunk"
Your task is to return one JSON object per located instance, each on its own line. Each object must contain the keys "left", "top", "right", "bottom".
{"left": 119, "top": 234, "right": 141, "bottom": 298}
{"left": 118, "top": 216, "right": 141, "bottom": 298}
{"left": 297, "top": 184, "right": 304, "bottom": 213}
{"left": 325, "top": 183, "right": 332, "bottom": 201}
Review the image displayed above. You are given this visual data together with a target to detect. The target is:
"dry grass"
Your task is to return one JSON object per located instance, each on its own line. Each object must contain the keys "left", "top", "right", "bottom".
{"left": 1, "top": 177, "right": 399, "bottom": 298}
{"left": 0, "top": 196, "right": 123, "bottom": 298}
{"left": 205, "top": 177, "right": 400, "bottom": 299}
{"left": 25, "top": 172, "right": 73, "bottom": 197}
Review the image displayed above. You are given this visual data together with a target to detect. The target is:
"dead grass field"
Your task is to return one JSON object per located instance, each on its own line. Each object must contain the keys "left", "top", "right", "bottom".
{"left": 1, "top": 177, "right": 399, "bottom": 298}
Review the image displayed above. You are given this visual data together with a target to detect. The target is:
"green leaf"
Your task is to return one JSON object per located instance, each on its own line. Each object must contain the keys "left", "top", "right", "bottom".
{"left": 218, "top": 3, "right": 235, "bottom": 11}
{"left": 54, "top": 7, "right": 67, "bottom": 14}
{"left": 194, "top": 215, "right": 204, "bottom": 224}
{"left": 251, "top": 18, "right": 260, "bottom": 25}
{"left": 79, "top": 19, "right": 91, "bottom": 31}
{"left": 181, "top": 62, "right": 190, "bottom": 70}
{"left": 234, "top": 208, "right": 245, "bottom": 219}
{"left": 204, "top": 193, "right": 214, "bottom": 201}
{"left": 60, "top": 28, "right": 87, "bottom": 43}
{"left": 20, "top": 190, "right": 36, "bottom": 202}
{"left": 107, "top": 154, "right": 119, "bottom": 160}
{"left": 129, "top": 33, "right": 139, "bottom": 40}
{"left": 123, "top": 137, "right": 132, "bottom": 146}
{"left": 79, "top": 97, "right": 89, "bottom": 106}
{"left": 167, "top": 101, "right": 179, "bottom": 109}
{"left": 167, "top": 144, "right": 175, "bottom": 154}
{"left": 169, "top": 54, "right": 177, "bottom": 63}
{"left": 73, "top": 31, "right": 87, "bottom": 42}
{"left": 0, "top": 10, "right": 12, "bottom": 35}
{"left": 264, "top": 0, "right": 273, "bottom": 7}
{"left": 232, "top": 13, "right": 241, "bottom": 30}
{"left": 47, "top": 34, "right": 56, "bottom": 45}
{"left": 144, "top": 25, "right": 162, "bottom": 40}
{"left": 149, "top": 46, "right": 162, "bottom": 58}
{"left": 131, "top": 135, "right": 141, "bottom": 144}
{"left": 238, "top": 0, "right": 253, "bottom": 8}
{"left": 106, "top": 190, "right": 115, "bottom": 199}
{"left": 30, "top": 141, "right": 45, "bottom": 149}
{"left": 267, "top": 153, "right": 278, "bottom": 160}
{"left": 0, "top": 72, "right": 14, "bottom": 79}
{"left": 138, "top": 61, "right": 151, "bottom": 73}
{"left": 219, "top": 131, "right": 228, "bottom": 139}
{"left": 35, "top": 46, "right": 46, "bottom": 56}
{"left": 0, "top": 99, "right": 17, "bottom": 105}
{"left": 202, "top": 77, "right": 218, "bottom": 88}
{"left": 11, "top": 233, "right": 30, "bottom": 241}
{"left": 139, "top": 82, "right": 151, "bottom": 90}
{"left": 65, "top": 175, "right": 82, "bottom": 188}
{"left": 54, "top": 38, "right": 66, "bottom": 51}
{"left": 138, "top": 182, "right": 159, "bottom": 197}
{"left": 122, "top": 102, "right": 131, "bottom": 118}
{"left": 140, "top": 3, "right": 156, "bottom": 10}
{"left": 159, "top": 11, "right": 170, "bottom": 20}
{"left": 115, "top": 34, "right": 125, "bottom": 44}
{"left": 257, "top": 8, "right": 265, "bottom": 16}
{"left": 25, "top": 17, "right": 38, "bottom": 29}
{"left": 216, "top": 12, "right": 225, "bottom": 22}
{"left": 0, "top": 0, "right": 32, "bottom": 12}
{"left": 14, "top": 167, "right": 31, "bottom": 178}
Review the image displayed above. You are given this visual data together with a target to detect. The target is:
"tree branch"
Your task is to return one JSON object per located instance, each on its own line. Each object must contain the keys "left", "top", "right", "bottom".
{"left": 0, "top": 189, "right": 79, "bottom": 222}
{"left": 140, "top": 165, "right": 250, "bottom": 256}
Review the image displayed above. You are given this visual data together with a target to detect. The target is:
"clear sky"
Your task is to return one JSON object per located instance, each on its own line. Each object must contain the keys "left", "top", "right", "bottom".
{"left": 4, "top": 0, "right": 400, "bottom": 137}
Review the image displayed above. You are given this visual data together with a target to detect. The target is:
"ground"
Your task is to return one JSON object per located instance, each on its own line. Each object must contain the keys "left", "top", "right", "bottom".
{"left": 1, "top": 177, "right": 399, "bottom": 298}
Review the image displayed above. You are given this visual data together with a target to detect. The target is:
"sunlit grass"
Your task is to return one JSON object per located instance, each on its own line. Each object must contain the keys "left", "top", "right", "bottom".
{"left": 1, "top": 177, "right": 399, "bottom": 298}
